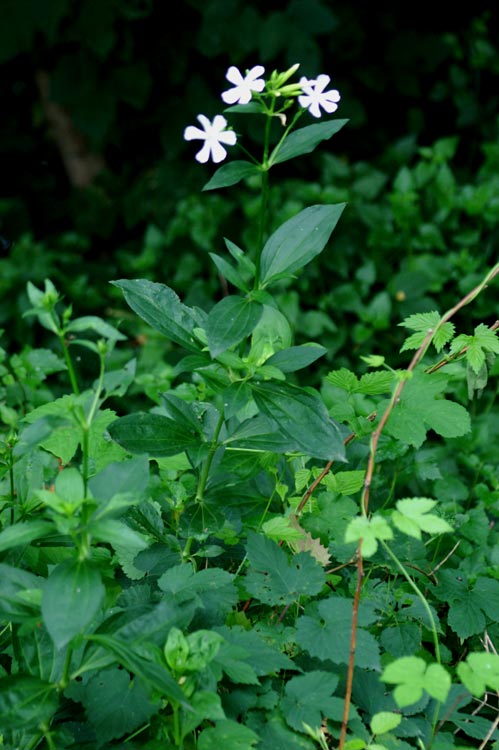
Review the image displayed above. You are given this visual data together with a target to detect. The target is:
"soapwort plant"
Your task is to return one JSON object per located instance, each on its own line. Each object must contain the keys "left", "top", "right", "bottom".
{"left": 0, "top": 64, "right": 499, "bottom": 750}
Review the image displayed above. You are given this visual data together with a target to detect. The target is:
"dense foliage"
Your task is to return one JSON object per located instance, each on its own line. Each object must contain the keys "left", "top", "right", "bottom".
{"left": 1, "top": 4, "right": 499, "bottom": 749}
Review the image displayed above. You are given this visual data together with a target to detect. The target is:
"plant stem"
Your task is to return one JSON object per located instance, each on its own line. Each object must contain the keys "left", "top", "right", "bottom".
{"left": 58, "top": 332, "right": 80, "bottom": 395}
{"left": 195, "top": 410, "right": 225, "bottom": 504}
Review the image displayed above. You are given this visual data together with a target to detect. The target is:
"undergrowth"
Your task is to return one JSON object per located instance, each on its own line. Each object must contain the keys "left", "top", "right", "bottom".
{"left": 0, "top": 64, "right": 499, "bottom": 750}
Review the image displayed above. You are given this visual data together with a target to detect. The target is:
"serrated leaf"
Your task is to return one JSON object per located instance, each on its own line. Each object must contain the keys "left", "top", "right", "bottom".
{"left": 270, "top": 120, "right": 348, "bottom": 165}
{"left": 288, "top": 516, "right": 331, "bottom": 566}
{"left": 203, "top": 160, "right": 261, "bottom": 191}
{"left": 326, "top": 368, "right": 359, "bottom": 392}
{"left": 245, "top": 532, "right": 325, "bottom": 606}
{"left": 42, "top": 559, "right": 105, "bottom": 649}
{"left": 392, "top": 497, "right": 452, "bottom": 539}
{"left": 384, "top": 369, "right": 471, "bottom": 448}
{"left": 111, "top": 279, "right": 202, "bottom": 352}
{"left": 108, "top": 412, "right": 200, "bottom": 456}
{"left": 399, "top": 312, "right": 454, "bottom": 353}
{"left": 457, "top": 652, "right": 499, "bottom": 697}
{"left": 295, "top": 596, "right": 380, "bottom": 669}
{"left": 357, "top": 371, "right": 395, "bottom": 394}
{"left": 262, "top": 516, "right": 305, "bottom": 542}
{"left": 206, "top": 296, "right": 263, "bottom": 358}
{"left": 280, "top": 671, "right": 339, "bottom": 731}
{"left": 260, "top": 204, "right": 345, "bottom": 286}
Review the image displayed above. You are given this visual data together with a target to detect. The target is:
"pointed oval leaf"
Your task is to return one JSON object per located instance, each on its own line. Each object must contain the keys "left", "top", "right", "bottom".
{"left": 0, "top": 520, "right": 53, "bottom": 552}
{"left": 265, "top": 344, "right": 327, "bottom": 372}
{"left": 111, "top": 279, "right": 201, "bottom": 352}
{"left": 251, "top": 381, "right": 345, "bottom": 461}
{"left": 203, "top": 160, "right": 261, "bottom": 191}
{"left": 42, "top": 559, "right": 105, "bottom": 649}
{"left": 270, "top": 119, "right": 348, "bottom": 165}
{"left": 0, "top": 675, "right": 59, "bottom": 731}
{"left": 206, "top": 296, "right": 263, "bottom": 358}
{"left": 260, "top": 204, "right": 345, "bottom": 286}
{"left": 108, "top": 412, "right": 200, "bottom": 456}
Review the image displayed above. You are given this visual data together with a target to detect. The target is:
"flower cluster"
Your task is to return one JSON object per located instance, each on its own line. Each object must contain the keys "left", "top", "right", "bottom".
{"left": 183, "top": 64, "right": 341, "bottom": 164}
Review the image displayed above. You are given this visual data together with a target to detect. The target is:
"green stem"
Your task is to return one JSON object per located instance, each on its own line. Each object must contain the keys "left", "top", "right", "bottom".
{"left": 58, "top": 643, "right": 74, "bottom": 691}
{"left": 58, "top": 332, "right": 80, "bottom": 395}
{"left": 254, "top": 168, "right": 269, "bottom": 288}
{"left": 380, "top": 540, "right": 442, "bottom": 743}
{"left": 81, "top": 349, "right": 106, "bottom": 498}
{"left": 195, "top": 410, "right": 225, "bottom": 504}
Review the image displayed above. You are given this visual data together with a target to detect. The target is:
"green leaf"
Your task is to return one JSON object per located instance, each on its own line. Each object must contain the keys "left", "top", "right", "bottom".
{"left": 206, "top": 296, "right": 263, "bottom": 358}
{"left": 0, "top": 563, "right": 41, "bottom": 623}
{"left": 457, "top": 652, "right": 499, "bottom": 697}
{"left": 262, "top": 516, "right": 305, "bottom": 542}
{"left": 108, "top": 412, "right": 201, "bottom": 456}
{"left": 381, "top": 657, "right": 451, "bottom": 707}
{"left": 88, "top": 634, "right": 187, "bottom": 704}
{"left": 260, "top": 204, "right": 345, "bottom": 286}
{"left": 392, "top": 497, "right": 453, "bottom": 539}
{"left": 371, "top": 712, "right": 402, "bottom": 735}
{"left": 295, "top": 596, "right": 380, "bottom": 670}
{"left": 270, "top": 120, "right": 348, "bottom": 165}
{"left": 65, "top": 667, "right": 156, "bottom": 741}
{"left": 265, "top": 344, "right": 327, "bottom": 372}
{"left": 280, "top": 670, "right": 339, "bottom": 731}
{"left": 209, "top": 252, "right": 250, "bottom": 292}
{"left": 66, "top": 315, "right": 127, "bottom": 341}
{"left": 111, "top": 279, "right": 202, "bottom": 352}
{"left": 203, "top": 160, "right": 261, "bottom": 190}
{"left": 251, "top": 381, "right": 345, "bottom": 461}
{"left": 344, "top": 514, "right": 393, "bottom": 557}
{"left": 42, "top": 559, "right": 105, "bottom": 649}
{"left": 158, "top": 564, "right": 237, "bottom": 625}
{"left": 399, "top": 311, "right": 454, "bottom": 353}
{"left": 0, "top": 675, "right": 58, "bottom": 730}
{"left": 198, "top": 719, "right": 259, "bottom": 750}
{"left": 0, "top": 519, "right": 53, "bottom": 552}
{"left": 245, "top": 532, "right": 325, "bottom": 606}
{"left": 435, "top": 572, "right": 499, "bottom": 638}
{"left": 384, "top": 369, "right": 471, "bottom": 448}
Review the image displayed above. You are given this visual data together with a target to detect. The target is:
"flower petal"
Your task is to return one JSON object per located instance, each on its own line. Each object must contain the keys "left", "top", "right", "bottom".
{"left": 225, "top": 66, "right": 244, "bottom": 85}
{"left": 195, "top": 141, "right": 212, "bottom": 163}
{"left": 184, "top": 125, "right": 207, "bottom": 141}
{"left": 210, "top": 141, "right": 228, "bottom": 163}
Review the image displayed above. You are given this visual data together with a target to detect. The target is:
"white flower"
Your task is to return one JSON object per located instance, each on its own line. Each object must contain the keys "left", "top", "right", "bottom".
{"left": 221, "top": 65, "right": 265, "bottom": 105}
{"left": 183, "top": 114, "right": 237, "bottom": 163}
{"left": 298, "top": 74, "right": 340, "bottom": 118}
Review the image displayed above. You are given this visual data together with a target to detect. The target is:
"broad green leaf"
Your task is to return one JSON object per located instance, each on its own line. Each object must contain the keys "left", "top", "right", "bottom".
{"left": 295, "top": 596, "right": 380, "bottom": 670}
{"left": 42, "top": 559, "right": 105, "bottom": 649}
{"left": 381, "top": 656, "right": 451, "bottom": 707}
{"left": 245, "top": 532, "right": 325, "bottom": 606}
{"left": 0, "top": 564, "right": 41, "bottom": 622}
{"left": 265, "top": 344, "right": 327, "bottom": 372}
{"left": 370, "top": 712, "right": 402, "bottom": 735}
{"left": 203, "top": 160, "right": 261, "bottom": 190}
{"left": 198, "top": 719, "right": 259, "bottom": 750}
{"left": 215, "top": 625, "right": 295, "bottom": 677}
{"left": 65, "top": 667, "right": 155, "bottom": 742}
{"left": 262, "top": 516, "right": 305, "bottom": 542}
{"left": 89, "top": 519, "right": 149, "bottom": 551}
{"left": 280, "top": 671, "right": 339, "bottom": 731}
{"left": 251, "top": 381, "right": 345, "bottom": 461}
{"left": 260, "top": 204, "right": 345, "bottom": 286}
{"left": 108, "top": 412, "right": 200, "bottom": 456}
{"left": 435, "top": 572, "right": 499, "bottom": 638}
{"left": 206, "top": 295, "right": 263, "bottom": 358}
{"left": 89, "top": 455, "right": 149, "bottom": 503}
{"left": 88, "top": 634, "right": 187, "bottom": 704}
{"left": 181, "top": 690, "right": 225, "bottom": 735}
{"left": 0, "top": 675, "right": 58, "bottom": 730}
{"left": 384, "top": 369, "right": 471, "bottom": 448}
{"left": 0, "top": 519, "right": 53, "bottom": 552}
{"left": 161, "top": 392, "right": 205, "bottom": 434}
{"left": 248, "top": 303, "right": 292, "bottom": 364}
{"left": 392, "top": 497, "right": 453, "bottom": 539}
{"left": 158, "top": 564, "right": 237, "bottom": 625}
{"left": 270, "top": 120, "right": 348, "bottom": 165}
{"left": 457, "top": 652, "right": 499, "bottom": 697}
{"left": 224, "top": 414, "right": 303, "bottom": 454}
{"left": 344, "top": 514, "right": 393, "bottom": 557}
{"left": 111, "top": 279, "right": 202, "bottom": 352}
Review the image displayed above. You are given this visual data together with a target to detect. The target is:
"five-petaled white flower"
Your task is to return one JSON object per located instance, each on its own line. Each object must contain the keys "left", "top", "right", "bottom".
{"left": 183, "top": 114, "right": 237, "bottom": 163}
{"left": 298, "top": 74, "right": 340, "bottom": 118}
{"left": 221, "top": 65, "right": 266, "bottom": 105}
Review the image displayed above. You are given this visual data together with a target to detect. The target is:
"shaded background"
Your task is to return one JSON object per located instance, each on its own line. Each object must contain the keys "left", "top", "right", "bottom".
{"left": 1, "top": 0, "right": 498, "bottom": 357}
